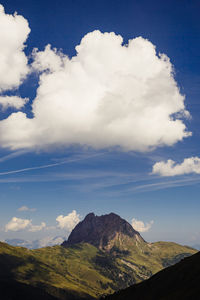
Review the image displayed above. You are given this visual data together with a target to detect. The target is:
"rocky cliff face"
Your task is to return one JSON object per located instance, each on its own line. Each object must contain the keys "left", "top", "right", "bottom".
{"left": 62, "top": 212, "right": 145, "bottom": 251}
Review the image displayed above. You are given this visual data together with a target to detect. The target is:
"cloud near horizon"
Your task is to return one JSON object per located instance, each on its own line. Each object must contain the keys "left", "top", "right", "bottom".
{"left": 132, "top": 218, "right": 154, "bottom": 232}
{"left": 152, "top": 157, "right": 200, "bottom": 176}
{"left": 5, "top": 209, "right": 80, "bottom": 233}
{"left": 0, "top": 8, "right": 191, "bottom": 151}
{"left": 56, "top": 210, "right": 80, "bottom": 231}
{"left": 5, "top": 217, "right": 46, "bottom": 232}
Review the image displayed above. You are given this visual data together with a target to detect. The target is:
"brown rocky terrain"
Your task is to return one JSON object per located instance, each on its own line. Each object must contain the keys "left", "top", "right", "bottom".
{"left": 62, "top": 212, "right": 144, "bottom": 251}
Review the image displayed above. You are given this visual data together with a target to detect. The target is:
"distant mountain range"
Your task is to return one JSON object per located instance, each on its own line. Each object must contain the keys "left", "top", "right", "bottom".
{"left": 0, "top": 212, "right": 197, "bottom": 299}
{"left": 5, "top": 236, "right": 65, "bottom": 249}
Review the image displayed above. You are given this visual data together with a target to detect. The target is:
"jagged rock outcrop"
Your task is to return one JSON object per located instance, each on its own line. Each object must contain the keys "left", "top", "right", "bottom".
{"left": 62, "top": 212, "right": 145, "bottom": 251}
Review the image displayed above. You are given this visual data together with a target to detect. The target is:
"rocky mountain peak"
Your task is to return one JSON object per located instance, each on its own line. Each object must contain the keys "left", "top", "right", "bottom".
{"left": 62, "top": 212, "right": 145, "bottom": 251}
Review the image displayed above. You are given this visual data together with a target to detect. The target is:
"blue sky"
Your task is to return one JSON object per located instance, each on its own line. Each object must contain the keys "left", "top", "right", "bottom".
{"left": 0, "top": 0, "right": 200, "bottom": 246}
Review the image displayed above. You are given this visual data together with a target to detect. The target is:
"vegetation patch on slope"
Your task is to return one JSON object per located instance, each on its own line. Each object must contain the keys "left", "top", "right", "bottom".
{"left": 0, "top": 241, "right": 197, "bottom": 300}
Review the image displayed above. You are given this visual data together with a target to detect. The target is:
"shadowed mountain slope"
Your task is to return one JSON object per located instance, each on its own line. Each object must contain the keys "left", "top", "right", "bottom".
{"left": 103, "top": 251, "right": 200, "bottom": 300}
{"left": 0, "top": 280, "right": 59, "bottom": 300}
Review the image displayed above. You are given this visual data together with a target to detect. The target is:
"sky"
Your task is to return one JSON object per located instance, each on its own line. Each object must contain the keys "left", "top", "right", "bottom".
{"left": 0, "top": 0, "right": 200, "bottom": 247}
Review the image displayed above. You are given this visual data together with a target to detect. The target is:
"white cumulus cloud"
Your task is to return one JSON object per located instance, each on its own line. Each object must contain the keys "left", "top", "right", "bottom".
{"left": 5, "top": 217, "right": 31, "bottom": 231}
{"left": 5, "top": 217, "right": 46, "bottom": 232}
{"left": 152, "top": 157, "right": 200, "bottom": 177}
{"left": 56, "top": 210, "right": 80, "bottom": 231}
{"left": 0, "top": 30, "right": 190, "bottom": 151}
{"left": 132, "top": 218, "right": 154, "bottom": 232}
{"left": 0, "top": 96, "right": 28, "bottom": 110}
{"left": 0, "top": 5, "right": 30, "bottom": 92}
{"left": 32, "top": 44, "right": 65, "bottom": 73}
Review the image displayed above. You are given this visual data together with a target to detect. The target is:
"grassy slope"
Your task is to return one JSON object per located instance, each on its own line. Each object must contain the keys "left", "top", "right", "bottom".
{"left": 0, "top": 241, "right": 197, "bottom": 299}
{"left": 104, "top": 251, "right": 200, "bottom": 300}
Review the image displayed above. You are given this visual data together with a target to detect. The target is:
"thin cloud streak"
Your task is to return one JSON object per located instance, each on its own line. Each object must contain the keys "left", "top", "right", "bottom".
{"left": 0, "top": 152, "right": 105, "bottom": 176}
{"left": 67, "top": 173, "right": 200, "bottom": 195}
{"left": 0, "top": 165, "right": 199, "bottom": 197}
{"left": 0, "top": 150, "right": 28, "bottom": 163}
{"left": 0, "top": 170, "right": 144, "bottom": 184}
{"left": 56, "top": 173, "right": 200, "bottom": 195}
{"left": 127, "top": 177, "right": 200, "bottom": 193}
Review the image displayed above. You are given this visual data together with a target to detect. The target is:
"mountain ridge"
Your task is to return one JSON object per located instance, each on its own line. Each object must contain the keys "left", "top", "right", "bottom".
{"left": 62, "top": 212, "right": 144, "bottom": 251}
{"left": 0, "top": 212, "right": 197, "bottom": 299}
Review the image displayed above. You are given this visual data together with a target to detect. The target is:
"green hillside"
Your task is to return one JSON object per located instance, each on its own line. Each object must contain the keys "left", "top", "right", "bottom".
{"left": 103, "top": 250, "right": 200, "bottom": 300}
{"left": 0, "top": 240, "right": 196, "bottom": 299}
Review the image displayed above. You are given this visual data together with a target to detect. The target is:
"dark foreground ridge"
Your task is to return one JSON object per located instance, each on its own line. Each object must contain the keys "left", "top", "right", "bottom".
{"left": 62, "top": 212, "right": 144, "bottom": 250}
{"left": 103, "top": 251, "right": 200, "bottom": 300}
{"left": 0, "top": 280, "right": 58, "bottom": 300}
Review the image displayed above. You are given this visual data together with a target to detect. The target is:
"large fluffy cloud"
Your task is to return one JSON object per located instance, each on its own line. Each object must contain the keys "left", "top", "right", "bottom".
{"left": 0, "top": 30, "right": 190, "bottom": 151}
{"left": 132, "top": 218, "right": 154, "bottom": 232}
{"left": 152, "top": 157, "right": 200, "bottom": 176}
{"left": 0, "top": 5, "right": 30, "bottom": 91}
{"left": 5, "top": 217, "right": 46, "bottom": 232}
{"left": 56, "top": 210, "right": 80, "bottom": 231}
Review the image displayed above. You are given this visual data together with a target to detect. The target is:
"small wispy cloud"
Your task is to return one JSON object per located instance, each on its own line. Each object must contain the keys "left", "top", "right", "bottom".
{"left": 17, "top": 206, "right": 36, "bottom": 212}
{"left": 28, "top": 222, "right": 46, "bottom": 232}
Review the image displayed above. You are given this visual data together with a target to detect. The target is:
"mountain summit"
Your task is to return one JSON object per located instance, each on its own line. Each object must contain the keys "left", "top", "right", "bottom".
{"left": 62, "top": 212, "right": 144, "bottom": 251}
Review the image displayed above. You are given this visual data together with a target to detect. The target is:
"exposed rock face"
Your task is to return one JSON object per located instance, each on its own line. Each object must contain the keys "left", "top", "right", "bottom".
{"left": 62, "top": 212, "right": 145, "bottom": 251}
